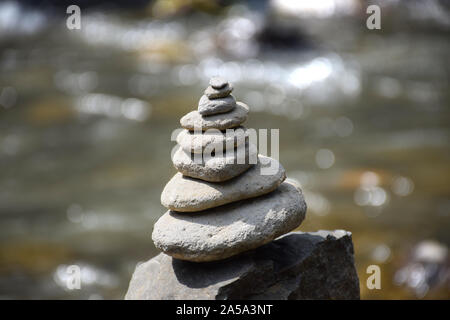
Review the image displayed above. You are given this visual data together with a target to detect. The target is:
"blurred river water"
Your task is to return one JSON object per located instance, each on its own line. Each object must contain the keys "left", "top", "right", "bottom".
{"left": 0, "top": 0, "right": 449, "bottom": 299}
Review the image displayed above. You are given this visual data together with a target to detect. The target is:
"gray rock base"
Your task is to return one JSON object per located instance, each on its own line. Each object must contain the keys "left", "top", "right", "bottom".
{"left": 125, "top": 230, "right": 360, "bottom": 300}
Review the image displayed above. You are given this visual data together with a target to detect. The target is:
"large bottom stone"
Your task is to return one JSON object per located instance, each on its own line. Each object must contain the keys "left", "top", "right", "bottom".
{"left": 125, "top": 230, "right": 360, "bottom": 300}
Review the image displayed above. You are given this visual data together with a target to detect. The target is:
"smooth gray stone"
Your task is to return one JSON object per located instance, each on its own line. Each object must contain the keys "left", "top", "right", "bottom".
{"left": 204, "top": 83, "right": 233, "bottom": 99}
{"left": 125, "top": 230, "right": 360, "bottom": 300}
{"left": 209, "top": 77, "right": 228, "bottom": 89}
{"left": 171, "top": 142, "right": 257, "bottom": 182}
{"left": 152, "top": 181, "right": 306, "bottom": 262}
{"left": 176, "top": 127, "right": 247, "bottom": 154}
{"left": 161, "top": 155, "right": 285, "bottom": 212}
{"left": 180, "top": 102, "right": 249, "bottom": 131}
{"left": 198, "top": 94, "right": 236, "bottom": 116}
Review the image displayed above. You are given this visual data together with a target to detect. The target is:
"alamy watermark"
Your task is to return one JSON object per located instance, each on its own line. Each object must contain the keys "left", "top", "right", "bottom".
{"left": 366, "top": 265, "right": 381, "bottom": 290}
{"left": 65, "top": 264, "right": 81, "bottom": 290}
{"left": 65, "top": 4, "right": 380, "bottom": 31}
{"left": 366, "top": 5, "right": 381, "bottom": 30}
{"left": 66, "top": 5, "right": 81, "bottom": 30}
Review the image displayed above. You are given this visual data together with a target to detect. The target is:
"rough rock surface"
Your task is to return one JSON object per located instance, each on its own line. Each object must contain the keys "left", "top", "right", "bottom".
{"left": 171, "top": 143, "right": 257, "bottom": 182}
{"left": 161, "top": 155, "right": 286, "bottom": 212}
{"left": 204, "top": 83, "right": 233, "bottom": 99}
{"left": 180, "top": 102, "right": 249, "bottom": 131}
{"left": 198, "top": 94, "right": 236, "bottom": 116}
{"left": 152, "top": 181, "right": 307, "bottom": 262}
{"left": 209, "top": 76, "right": 228, "bottom": 89}
{"left": 125, "top": 230, "right": 360, "bottom": 300}
{"left": 176, "top": 127, "right": 247, "bottom": 154}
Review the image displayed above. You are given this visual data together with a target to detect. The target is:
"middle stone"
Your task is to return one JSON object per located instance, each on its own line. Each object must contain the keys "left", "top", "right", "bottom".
{"left": 180, "top": 102, "right": 249, "bottom": 131}
{"left": 198, "top": 94, "right": 236, "bottom": 116}
{"left": 172, "top": 142, "right": 257, "bottom": 182}
{"left": 176, "top": 127, "right": 248, "bottom": 154}
{"left": 162, "top": 155, "right": 286, "bottom": 212}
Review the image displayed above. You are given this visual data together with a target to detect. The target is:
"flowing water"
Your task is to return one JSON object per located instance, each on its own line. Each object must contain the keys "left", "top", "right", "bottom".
{"left": 0, "top": 1, "right": 449, "bottom": 299}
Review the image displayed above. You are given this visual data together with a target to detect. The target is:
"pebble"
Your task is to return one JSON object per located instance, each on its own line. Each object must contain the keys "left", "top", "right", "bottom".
{"left": 204, "top": 83, "right": 233, "bottom": 99}
{"left": 180, "top": 102, "right": 249, "bottom": 131}
{"left": 198, "top": 94, "right": 236, "bottom": 116}
{"left": 176, "top": 127, "right": 248, "bottom": 154}
{"left": 209, "top": 77, "right": 228, "bottom": 89}
{"left": 171, "top": 142, "right": 257, "bottom": 182}
{"left": 161, "top": 155, "right": 286, "bottom": 212}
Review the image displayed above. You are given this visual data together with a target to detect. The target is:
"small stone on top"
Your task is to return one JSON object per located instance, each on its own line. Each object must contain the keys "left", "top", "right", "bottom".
{"left": 204, "top": 83, "right": 233, "bottom": 99}
{"left": 209, "top": 77, "right": 228, "bottom": 89}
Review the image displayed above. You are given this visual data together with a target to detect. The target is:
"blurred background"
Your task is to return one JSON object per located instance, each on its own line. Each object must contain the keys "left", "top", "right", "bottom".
{"left": 0, "top": 0, "right": 449, "bottom": 299}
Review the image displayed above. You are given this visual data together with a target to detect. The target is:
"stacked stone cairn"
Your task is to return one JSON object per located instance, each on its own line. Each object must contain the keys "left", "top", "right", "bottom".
{"left": 152, "top": 77, "right": 307, "bottom": 262}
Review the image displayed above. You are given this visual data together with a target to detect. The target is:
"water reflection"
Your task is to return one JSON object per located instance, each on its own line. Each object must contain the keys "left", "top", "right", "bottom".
{"left": 0, "top": 0, "right": 449, "bottom": 300}
{"left": 0, "top": 86, "right": 17, "bottom": 109}
{"left": 315, "top": 149, "right": 335, "bottom": 169}
{"left": 53, "top": 263, "right": 119, "bottom": 291}
{"left": 75, "top": 94, "right": 151, "bottom": 121}
{"left": 394, "top": 240, "right": 449, "bottom": 298}
{"left": 0, "top": 1, "right": 46, "bottom": 36}
{"left": 271, "top": 0, "right": 359, "bottom": 18}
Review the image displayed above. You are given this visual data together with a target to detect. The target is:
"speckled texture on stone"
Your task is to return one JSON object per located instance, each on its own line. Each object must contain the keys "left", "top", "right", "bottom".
{"left": 204, "top": 83, "right": 233, "bottom": 99}
{"left": 180, "top": 102, "right": 249, "bottom": 131}
{"left": 125, "top": 230, "right": 360, "bottom": 300}
{"left": 171, "top": 142, "right": 257, "bottom": 182}
{"left": 198, "top": 94, "right": 236, "bottom": 116}
{"left": 209, "top": 77, "right": 228, "bottom": 89}
{"left": 161, "top": 155, "right": 285, "bottom": 212}
{"left": 176, "top": 127, "right": 247, "bottom": 154}
{"left": 152, "top": 181, "right": 307, "bottom": 262}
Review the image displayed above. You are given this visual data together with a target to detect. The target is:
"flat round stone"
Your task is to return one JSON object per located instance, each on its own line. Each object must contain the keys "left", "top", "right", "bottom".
{"left": 198, "top": 94, "right": 236, "bottom": 116}
{"left": 209, "top": 77, "right": 228, "bottom": 89}
{"left": 161, "top": 155, "right": 286, "bottom": 212}
{"left": 152, "top": 180, "right": 307, "bottom": 262}
{"left": 204, "top": 83, "right": 233, "bottom": 99}
{"left": 171, "top": 142, "right": 257, "bottom": 182}
{"left": 176, "top": 127, "right": 247, "bottom": 154}
{"left": 180, "top": 102, "right": 249, "bottom": 131}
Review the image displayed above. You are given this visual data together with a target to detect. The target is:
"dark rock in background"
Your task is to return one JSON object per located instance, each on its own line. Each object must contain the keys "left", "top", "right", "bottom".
{"left": 125, "top": 230, "right": 360, "bottom": 300}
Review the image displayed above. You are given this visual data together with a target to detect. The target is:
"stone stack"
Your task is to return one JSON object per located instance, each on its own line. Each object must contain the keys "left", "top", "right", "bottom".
{"left": 151, "top": 77, "right": 307, "bottom": 262}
